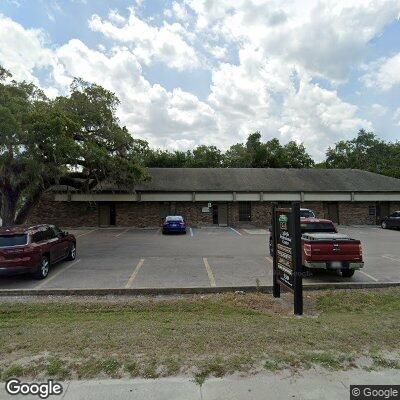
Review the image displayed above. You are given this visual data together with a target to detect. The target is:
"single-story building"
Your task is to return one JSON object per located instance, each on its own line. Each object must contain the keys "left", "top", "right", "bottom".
{"left": 27, "top": 168, "right": 400, "bottom": 228}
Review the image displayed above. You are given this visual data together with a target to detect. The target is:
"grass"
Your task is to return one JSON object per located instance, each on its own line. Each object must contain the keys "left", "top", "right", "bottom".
{"left": 0, "top": 288, "right": 399, "bottom": 381}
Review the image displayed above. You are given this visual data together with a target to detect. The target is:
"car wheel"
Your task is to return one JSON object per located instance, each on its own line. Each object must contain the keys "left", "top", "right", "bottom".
{"left": 341, "top": 269, "right": 354, "bottom": 278}
{"left": 66, "top": 243, "right": 76, "bottom": 261}
{"left": 381, "top": 221, "right": 387, "bottom": 229}
{"left": 34, "top": 256, "right": 50, "bottom": 280}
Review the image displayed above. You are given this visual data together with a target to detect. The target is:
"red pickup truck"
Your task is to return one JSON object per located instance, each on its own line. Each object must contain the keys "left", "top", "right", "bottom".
{"left": 269, "top": 218, "right": 364, "bottom": 277}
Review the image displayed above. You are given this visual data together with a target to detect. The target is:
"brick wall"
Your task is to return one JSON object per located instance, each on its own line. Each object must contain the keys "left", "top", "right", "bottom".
{"left": 115, "top": 202, "right": 214, "bottom": 227}
{"left": 27, "top": 194, "right": 98, "bottom": 227}
{"left": 338, "top": 202, "right": 376, "bottom": 225}
{"left": 27, "top": 195, "right": 399, "bottom": 227}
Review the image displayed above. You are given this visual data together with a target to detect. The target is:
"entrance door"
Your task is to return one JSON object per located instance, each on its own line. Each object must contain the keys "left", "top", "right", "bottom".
{"left": 212, "top": 204, "right": 218, "bottom": 224}
{"left": 218, "top": 203, "right": 228, "bottom": 226}
{"left": 98, "top": 203, "right": 116, "bottom": 226}
{"left": 324, "top": 202, "right": 339, "bottom": 223}
{"left": 376, "top": 202, "right": 390, "bottom": 224}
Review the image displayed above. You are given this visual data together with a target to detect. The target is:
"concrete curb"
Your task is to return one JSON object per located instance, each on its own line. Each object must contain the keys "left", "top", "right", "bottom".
{"left": 0, "top": 281, "right": 399, "bottom": 297}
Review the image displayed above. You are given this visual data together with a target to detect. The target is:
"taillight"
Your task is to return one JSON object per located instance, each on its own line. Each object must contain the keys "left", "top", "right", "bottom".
{"left": 359, "top": 243, "right": 363, "bottom": 256}
{"left": 304, "top": 243, "right": 312, "bottom": 256}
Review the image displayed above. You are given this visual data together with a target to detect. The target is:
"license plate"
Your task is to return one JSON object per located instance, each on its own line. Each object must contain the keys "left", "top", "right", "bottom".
{"left": 331, "top": 261, "right": 342, "bottom": 268}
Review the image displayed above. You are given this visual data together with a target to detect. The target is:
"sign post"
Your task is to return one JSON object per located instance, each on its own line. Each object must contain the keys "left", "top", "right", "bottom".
{"left": 272, "top": 202, "right": 303, "bottom": 315}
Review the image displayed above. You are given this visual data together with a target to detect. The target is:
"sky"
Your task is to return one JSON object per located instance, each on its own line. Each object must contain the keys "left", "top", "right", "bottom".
{"left": 1, "top": 0, "right": 400, "bottom": 160}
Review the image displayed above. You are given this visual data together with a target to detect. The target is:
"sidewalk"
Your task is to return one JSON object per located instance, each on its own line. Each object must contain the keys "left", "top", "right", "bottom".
{"left": 1, "top": 369, "right": 399, "bottom": 400}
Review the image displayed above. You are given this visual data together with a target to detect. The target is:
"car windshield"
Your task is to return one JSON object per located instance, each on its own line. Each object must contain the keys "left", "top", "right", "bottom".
{"left": 0, "top": 234, "right": 28, "bottom": 247}
{"left": 300, "top": 210, "right": 315, "bottom": 218}
{"left": 300, "top": 222, "right": 335, "bottom": 233}
{"left": 166, "top": 216, "right": 183, "bottom": 222}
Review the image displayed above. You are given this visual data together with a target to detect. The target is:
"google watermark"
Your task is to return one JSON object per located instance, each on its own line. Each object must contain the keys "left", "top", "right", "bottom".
{"left": 351, "top": 385, "right": 400, "bottom": 400}
{"left": 5, "top": 379, "right": 63, "bottom": 399}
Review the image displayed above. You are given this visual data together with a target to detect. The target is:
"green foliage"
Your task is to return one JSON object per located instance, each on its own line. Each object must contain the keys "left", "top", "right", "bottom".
{"left": 0, "top": 70, "right": 147, "bottom": 225}
{"left": 325, "top": 129, "right": 400, "bottom": 178}
{"left": 142, "top": 132, "right": 314, "bottom": 168}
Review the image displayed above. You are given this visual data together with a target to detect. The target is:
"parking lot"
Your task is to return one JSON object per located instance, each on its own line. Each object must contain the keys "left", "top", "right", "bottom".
{"left": 0, "top": 225, "right": 399, "bottom": 290}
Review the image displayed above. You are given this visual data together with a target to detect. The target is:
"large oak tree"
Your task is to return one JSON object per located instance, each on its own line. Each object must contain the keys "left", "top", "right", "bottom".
{"left": 0, "top": 68, "right": 147, "bottom": 226}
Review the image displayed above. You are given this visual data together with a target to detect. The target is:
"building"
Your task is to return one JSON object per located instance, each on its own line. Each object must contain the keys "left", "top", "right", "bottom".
{"left": 28, "top": 168, "right": 400, "bottom": 228}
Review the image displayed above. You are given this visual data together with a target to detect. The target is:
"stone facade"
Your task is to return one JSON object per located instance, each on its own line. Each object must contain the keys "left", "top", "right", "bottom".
{"left": 27, "top": 194, "right": 399, "bottom": 228}
{"left": 27, "top": 194, "right": 99, "bottom": 227}
{"left": 338, "top": 202, "right": 376, "bottom": 225}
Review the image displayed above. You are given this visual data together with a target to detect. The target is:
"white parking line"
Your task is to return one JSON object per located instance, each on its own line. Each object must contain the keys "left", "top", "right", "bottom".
{"left": 125, "top": 258, "right": 145, "bottom": 288}
{"left": 265, "top": 256, "right": 273, "bottom": 265}
{"left": 203, "top": 257, "right": 216, "bottom": 287}
{"left": 229, "top": 227, "right": 242, "bottom": 236}
{"left": 382, "top": 255, "right": 400, "bottom": 264}
{"left": 190, "top": 227, "right": 194, "bottom": 237}
{"left": 358, "top": 270, "right": 379, "bottom": 282}
{"left": 115, "top": 228, "right": 130, "bottom": 238}
{"left": 77, "top": 229, "right": 98, "bottom": 238}
{"left": 35, "top": 259, "right": 81, "bottom": 289}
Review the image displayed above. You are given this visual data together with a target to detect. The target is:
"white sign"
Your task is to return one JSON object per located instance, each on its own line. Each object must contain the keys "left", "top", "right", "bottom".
{"left": 202, "top": 207, "right": 210, "bottom": 213}
{"left": 207, "top": 202, "right": 212, "bottom": 208}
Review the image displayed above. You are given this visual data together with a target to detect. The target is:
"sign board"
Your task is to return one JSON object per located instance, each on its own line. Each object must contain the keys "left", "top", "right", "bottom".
{"left": 272, "top": 202, "right": 303, "bottom": 315}
{"left": 202, "top": 207, "right": 210, "bottom": 213}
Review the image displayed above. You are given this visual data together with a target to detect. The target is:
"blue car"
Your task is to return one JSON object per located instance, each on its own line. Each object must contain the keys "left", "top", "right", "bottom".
{"left": 162, "top": 216, "right": 187, "bottom": 234}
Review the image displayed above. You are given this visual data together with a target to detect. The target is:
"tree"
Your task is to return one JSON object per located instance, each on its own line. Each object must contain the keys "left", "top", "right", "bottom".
{"left": 0, "top": 70, "right": 147, "bottom": 226}
{"left": 188, "top": 145, "right": 223, "bottom": 168}
{"left": 325, "top": 129, "right": 400, "bottom": 178}
{"left": 223, "top": 132, "right": 314, "bottom": 168}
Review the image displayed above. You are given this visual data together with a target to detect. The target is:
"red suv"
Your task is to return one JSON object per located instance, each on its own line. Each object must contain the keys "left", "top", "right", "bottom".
{"left": 0, "top": 225, "right": 76, "bottom": 279}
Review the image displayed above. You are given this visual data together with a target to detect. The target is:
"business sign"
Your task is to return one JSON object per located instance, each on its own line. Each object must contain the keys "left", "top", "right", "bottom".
{"left": 202, "top": 207, "right": 210, "bottom": 213}
{"left": 272, "top": 202, "right": 303, "bottom": 315}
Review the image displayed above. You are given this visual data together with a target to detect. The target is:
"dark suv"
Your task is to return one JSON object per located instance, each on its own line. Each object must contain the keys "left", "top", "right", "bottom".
{"left": 381, "top": 211, "right": 400, "bottom": 230}
{"left": 0, "top": 225, "right": 76, "bottom": 279}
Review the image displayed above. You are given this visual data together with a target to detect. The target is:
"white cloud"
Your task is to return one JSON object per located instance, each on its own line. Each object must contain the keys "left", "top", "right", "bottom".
{"left": 186, "top": 0, "right": 400, "bottom": 82}
{"left": 208, "top": 45, "right": 370, "bottom": 158}
{"left": 371, "top": 103, "right": 388, "bottom": 116}
{"left": 393, "top": 108, "right": 400, "bottom": 125}
{"left": 0, "top": 14, "right": 54, "bottom": 83}
{"left": 52, "top": 39, "right": 217, "bottom": 148}
{"left": 89, "top": 9, "right": 200, "bottom": 70}
{"left": 362, "top": 53, "right": 400, "bottom": 90}
{"left": 165, "top": 2, "right": 189, "bottom": 21}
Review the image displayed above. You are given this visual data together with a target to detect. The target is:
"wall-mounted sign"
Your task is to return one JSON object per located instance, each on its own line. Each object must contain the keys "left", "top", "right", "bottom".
{"left": 272, "top": 202, "right": 303, "bottom": 315}
{"left": 202, "top": 207, "right": 210, "bottom": 213}
{"left": 207, "top": 202, "right": 212, "bottom": 208}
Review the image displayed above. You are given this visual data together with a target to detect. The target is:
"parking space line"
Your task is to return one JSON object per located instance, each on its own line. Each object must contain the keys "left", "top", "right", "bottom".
{"left": 115, "top": 228, "right": 130, "bottom": 238}
{"left": 382, "top": 255, "right": 400, "bottom": 264}
{"left": 229, "top": 227, "right": 242, "bottom": 236}
{"left": 265, "top": 256, "right": 273, "bottom": 265}
{"left": 190, "top": 227, "right": 194, "bottom": 237}
{"left": 203, "top": 257, "right": 216, "bottom": 287}
{"left": 358, "top": 270, "right": 379, "bottom": 282}
{"left": 77, "top": 229, "right": 98, "bottom": 238}
{"left": 125, "top": 258, "right": 145, "bottom": 288}
{"left": 35, "top": 259, "right": 81, "bottom": 289}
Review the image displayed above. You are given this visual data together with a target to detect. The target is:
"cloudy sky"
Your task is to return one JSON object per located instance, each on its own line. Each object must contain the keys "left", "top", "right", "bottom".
{"left": 1, "top": 0, "right": 400, "bottom": 160}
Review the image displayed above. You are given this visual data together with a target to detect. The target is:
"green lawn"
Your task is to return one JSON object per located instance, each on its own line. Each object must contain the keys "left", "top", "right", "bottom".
{"left": 0, "top": 289, "right": 399, "bottom": 381}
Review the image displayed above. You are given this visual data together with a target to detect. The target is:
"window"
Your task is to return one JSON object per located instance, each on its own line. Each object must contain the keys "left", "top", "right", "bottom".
{"left": 0, "top": 235, "right": 27, "bottom": 247}
{"left": 32, "top": 231, "right": 45, "bottom": 243}
{"left": 43, "top": 228, "right": 55, "bottom": 241}
{"left": 239, "top": 202, "right": 251, "bottom": 222}
{"left": 300, "top": 222, "right": 336, "bottom": 233}
{"left": 369, "top": 205, "right": 376, "bottom": 216}
{"left": 52, "top": 226, "right": 63, "bottom": 237}
{"left": 165, "top": 216, "right": 183, "bottom": 222}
